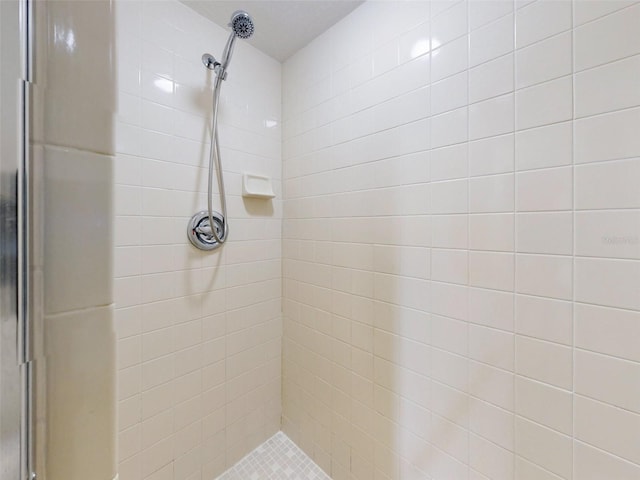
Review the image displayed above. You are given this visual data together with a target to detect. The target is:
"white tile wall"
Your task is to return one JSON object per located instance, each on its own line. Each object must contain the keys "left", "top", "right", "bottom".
{"left": 282, "top": 1, "right": 640, "bottom": 480}
{"left": 113, "top": 1, "right": 282, "bottom": 479}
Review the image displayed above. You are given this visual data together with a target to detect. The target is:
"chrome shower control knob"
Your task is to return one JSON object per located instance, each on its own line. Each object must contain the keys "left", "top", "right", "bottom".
{"left": 187, "top": 210, "right": 227, "bottom": 250}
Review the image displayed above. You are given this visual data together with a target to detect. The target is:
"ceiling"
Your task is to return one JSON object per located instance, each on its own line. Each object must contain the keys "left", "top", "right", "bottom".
{"left": 182, "top": 1, "right": 364, "bottom": 62}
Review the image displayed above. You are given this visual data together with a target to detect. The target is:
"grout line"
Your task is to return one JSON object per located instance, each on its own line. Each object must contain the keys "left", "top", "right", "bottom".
{"left": 571, "top": 0, "right": 578, "bottom": 475}
{"left": 512, "top": 0, "right": 519, "bottom": 474}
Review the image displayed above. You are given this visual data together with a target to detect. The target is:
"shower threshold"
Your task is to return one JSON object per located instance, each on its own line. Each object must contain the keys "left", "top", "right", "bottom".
{"left": 216, "top": 431, "right": 331, "bottom": 480}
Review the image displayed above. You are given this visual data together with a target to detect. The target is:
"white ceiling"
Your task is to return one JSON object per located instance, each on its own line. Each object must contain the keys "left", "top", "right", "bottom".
{"left": 182, "top": 0, "right": 364, "bottom": 62}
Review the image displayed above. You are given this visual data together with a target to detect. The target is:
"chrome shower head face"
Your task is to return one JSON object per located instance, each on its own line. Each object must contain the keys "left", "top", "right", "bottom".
{"left": 230, "top": 10, "right": 254, "bottom": 39}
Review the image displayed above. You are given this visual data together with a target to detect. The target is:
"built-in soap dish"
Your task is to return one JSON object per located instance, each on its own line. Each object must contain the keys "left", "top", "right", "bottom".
{"left": 242, "top": 173, "right": 275, "bottom": 199}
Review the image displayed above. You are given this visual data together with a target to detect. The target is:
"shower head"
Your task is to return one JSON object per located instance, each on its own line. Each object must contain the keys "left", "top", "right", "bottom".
{"left": 230, "top": 10, "right": 254, "bottom": 39}
{"left": 203, "top": 10, "right": 254, "bottom": 77}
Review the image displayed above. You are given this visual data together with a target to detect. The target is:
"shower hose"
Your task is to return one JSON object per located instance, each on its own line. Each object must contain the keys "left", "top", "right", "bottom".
{"left": 204, "top": 75, "right": 228, "bottom": 244}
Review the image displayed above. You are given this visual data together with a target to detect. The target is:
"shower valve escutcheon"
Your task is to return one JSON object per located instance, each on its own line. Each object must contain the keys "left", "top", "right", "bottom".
{"left": 187, "top": 210, "right": 227, "bottom": 251}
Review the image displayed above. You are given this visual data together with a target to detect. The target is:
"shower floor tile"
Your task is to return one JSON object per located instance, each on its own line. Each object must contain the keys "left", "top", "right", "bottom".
{"left": 215, "top": 431, "right": 331, "bottom": 480}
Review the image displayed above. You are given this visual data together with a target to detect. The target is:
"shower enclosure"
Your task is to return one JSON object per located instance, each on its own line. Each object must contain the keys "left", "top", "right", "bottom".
{"left": 2, "top": 0, "right": 640, "bottom": 479}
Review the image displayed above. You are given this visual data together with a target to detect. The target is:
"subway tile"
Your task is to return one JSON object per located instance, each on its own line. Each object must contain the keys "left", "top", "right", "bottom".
{"left": 575, "top": 210, "right": 640, "bottom": 260}
{"left": 118, "top": 425, "right": 141, "bottom": 461}
{"left": 374, "top": 274, "right": 431, "bottom": 312}
{"left": 575, "top": 107, "right": 640, "bottom": 164}
{"left": 575, "top": 349, "right": 640, "bottom": 413}
{"left": 515, "top": 294, "right": 572, "bottom": 345}
{"left": 469, "top": 134, "right": 514, "bottom": 177}
{"left": 431, "top": 72, "right": 468, "bottom": 116}
{"left": 141, "top": 354, "right": 174, "bottom": 390}
{"left": 574, "top": 440, "right": 640, "bottom": 480}
{"left": 516, "top": 376, "right": 572, "bottom": 435}
{"left": 141, "top": 41, "right": 173, "bottom": 80}
{"left": 516, "top": 254, "right": 572, "bottom": 300}
{"left": 515, "top": 417, "right": 573, "bottom": 479}
{"left": 118, "top": 395, "right": 141, "bottom": 432}
{"left": 431, "top": 381, "right": 468, "bottom": 430}
{"left": 432, "top": 314, "right": 468, "bottom": 357}
{"left": 516, "top": 31, "right": 571, "bottom": 89}
{"left": 469, "top": 53, "right": 514, "bottom": 103}
{"left": 373, "top": 245, "right": 430, "bottom": 279}
{"left": 118, "top": 336, "right": 141, "bottom": 370}
{"left": 469, "top": 94, "right": 514, "bottom": 140}
{"left": 469, "top": 251, "right": 514, "bottom": 291}
{"left": 470, "top": 433, "right": 514, "bottom": 480}
{"left": 516, "top": 212, "right": 572, "bottom": 255}
{"left": 516, "top": 167, "right": 572, "bottom": 212}
{"left": 372, "top": 40, "right": 399, "bottom": 77}
{"left": 470, "top": 173, "right": 514, "bottom": 213}
{"left": 431, "top": 107, "right": 468, "bottom": 149}
{"left": 515, "top": 457, "right": 565, "bottom": 480}
{"left": 470, "top": 0, "right": 513, "bottom": 31}
{"left": 575, "top": 257, "right": 640, "bottom": 310}
{"left": 431, "top": 0, "right": 469, "bottom": 48}
{"left": 115, "top": 216, "right": 142, "bottom": 247}
{"left": 141, "top": 409, "right": 173, "bottom": 450}
{"left": 431, "top": 35, "right": 469, "bottom": 82}
{"left": 573, "top": 0, "right": 636, "bottom": 26}
{"left": 469, "top": 213, "right": 514, "bottom": 252}
{"left": 431, "top": 143, "right": 468, "bottom": 181}
{"left": 575, "top": 303, "right": 640, "bottom": 363}
{"left": 141, "top": 100, "right": 173, "bottom": 135}
{"left": 431, "top": 0, "right": 461, "bottom": 18}
{"left": 515, "top": 0, "right": 571, "bottom": 49}
{"left": 115, "top": 122, "right": 142, "bottom": 156}
{"left": 141, "top": 71, "right": 174, "bottom": 107}
{"left": 516, "top": 335, "right": 572, "bottom": 389}
{"left": 469, "top": 360, "right": 514, "bottom": 410}
{"left": 431, "top": 248, "right": 469, "bottom": 285}
{"left": 432, "top": 214, "right": 469, "bottom": 249}
{"left": 115, "top": 306, "right": 142, "bottom": 340}
{"left": 468, "top": 397, "right": 514, "bottom": 450}
{"left": 431, "top": 414, "right": 469, "bottom": 464}
{"left": 431, "top": 281, "right": 468, "bottom": 321}
{"left": 468, "top": 287, "right": 514, "bottom": 331}
{"left": 575, "top": 395, "right": 640, "bottom": 465}
{"left": 432, "top": 347, "right": 468, "bottom": 394}
{"left": 141, "top": 328, "right": 174, "bottom": 362}
{"left": 515, "top": 122, "right": 572, "bottom": 171}
{"left": 117, "top": 91, "right": 142, "bottom": 126}
{"left": 469, "top": 324, "right": 514, "bottom": 371}
{"left": 574, "top": 3, "right": 640, "bottom": 71}
{"left": 470, "top": 14, "right": 514, "bottom": 67}
{"left": 431, "top": 179, "right": 469, "bottom": 214}
{"left": 575, "top": 158, "right": 640, "bottom": 210}
{"left": 516, "top": 76, "right": 572, "bottom": 130}
{"left": 398, "top": 22, "right": 430, "bottom": 64}
{"left": 115, "top": 246, "right": 142, "bottom": 278}
{"left": 575, "top": 55, "right": 640, "bottom": 118}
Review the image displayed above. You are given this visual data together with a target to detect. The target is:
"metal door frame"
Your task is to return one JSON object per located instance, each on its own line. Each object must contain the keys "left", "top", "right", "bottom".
{"left": 1, "top": 0, "right": 33, "bottom": 479}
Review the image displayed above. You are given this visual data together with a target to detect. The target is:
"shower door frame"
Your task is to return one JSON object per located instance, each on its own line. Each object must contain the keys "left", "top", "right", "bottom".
{"left": 1, "top": 0, "right": 33, "bottom": 479}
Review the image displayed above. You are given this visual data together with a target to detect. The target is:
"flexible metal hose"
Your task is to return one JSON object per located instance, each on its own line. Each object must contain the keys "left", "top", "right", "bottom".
{"left": 206, "top": 75, "right": 228, "bottom": 244}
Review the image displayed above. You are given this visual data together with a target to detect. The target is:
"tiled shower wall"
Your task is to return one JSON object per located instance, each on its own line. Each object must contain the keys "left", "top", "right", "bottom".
{"left": 113, "top": 2, "right": 282, "bottom": 479}
{"left": 282, "top": 1, "right": 640, "bottom": 479}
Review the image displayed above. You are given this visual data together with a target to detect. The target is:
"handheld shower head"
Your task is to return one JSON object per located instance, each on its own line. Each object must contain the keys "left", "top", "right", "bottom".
{"left": 202, "top": 10, "right": 254, "bottom": 77}
{"left": 230, "top": 10, "right": 254, "bottom": 39}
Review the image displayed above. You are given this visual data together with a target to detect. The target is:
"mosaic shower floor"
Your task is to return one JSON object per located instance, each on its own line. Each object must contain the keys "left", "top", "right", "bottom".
{"left": 216, "top": 432, "right": 331, "bottom": 480}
